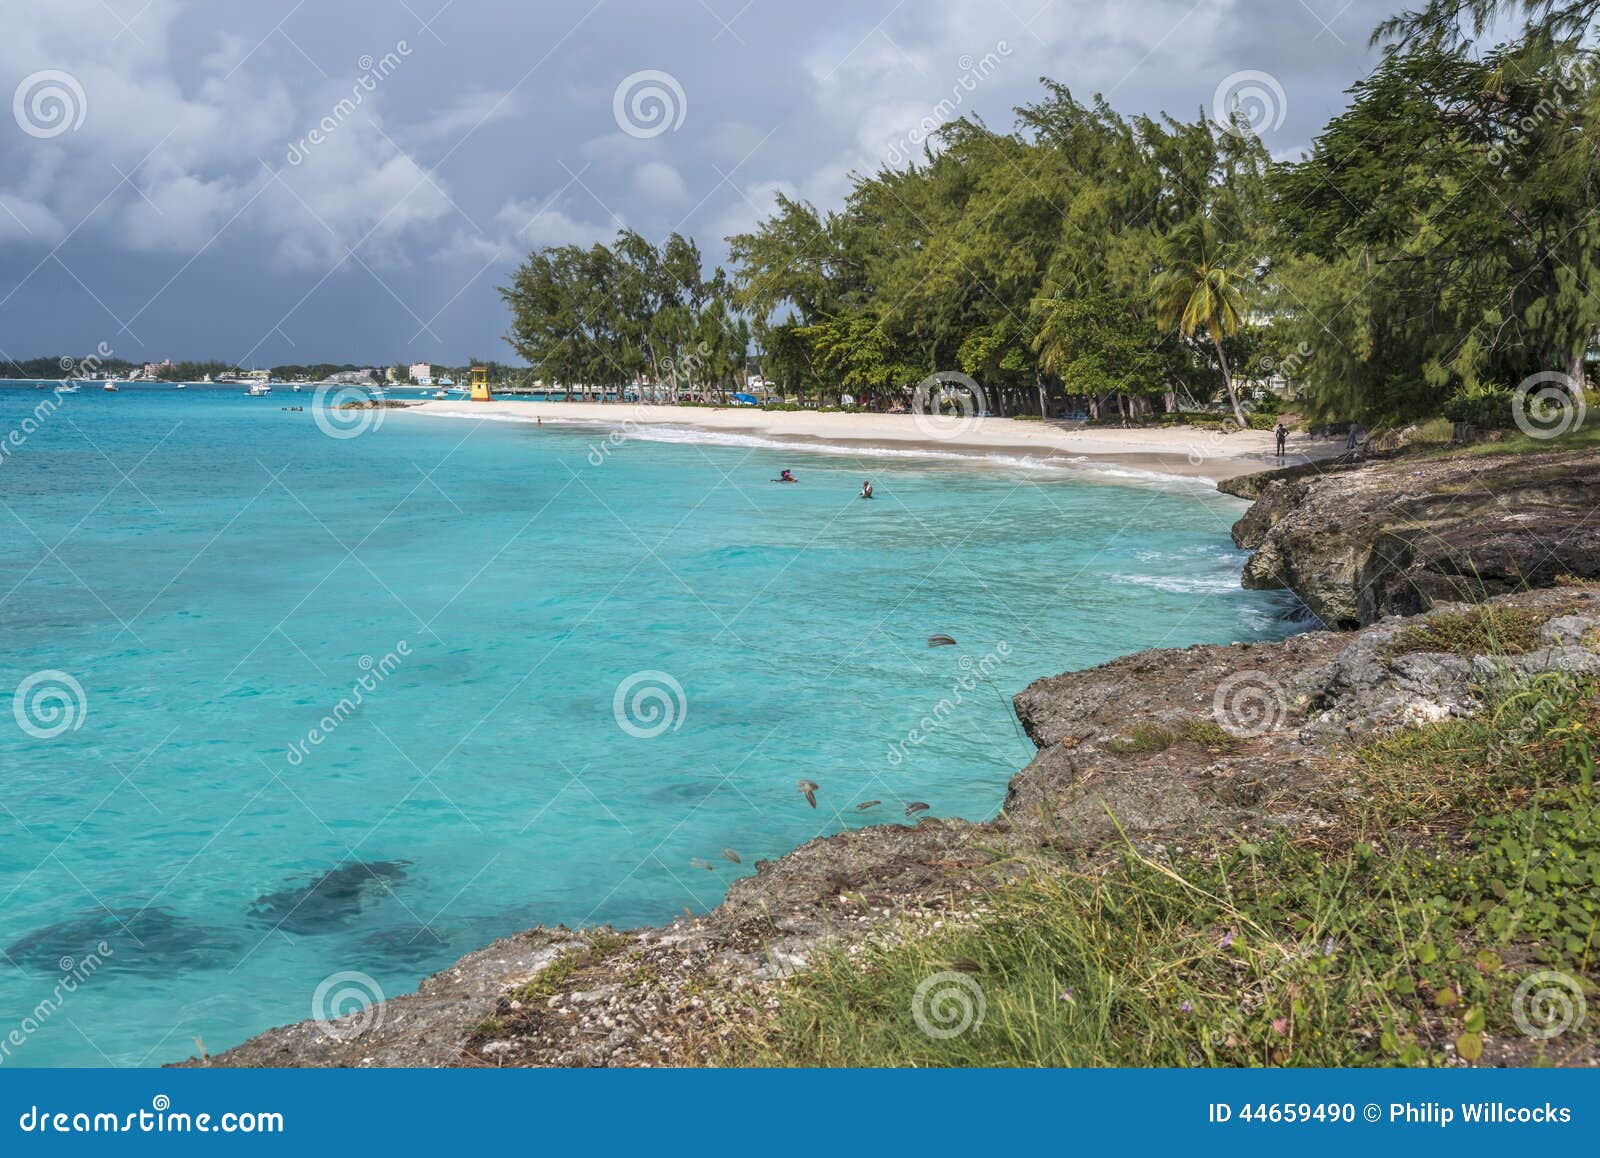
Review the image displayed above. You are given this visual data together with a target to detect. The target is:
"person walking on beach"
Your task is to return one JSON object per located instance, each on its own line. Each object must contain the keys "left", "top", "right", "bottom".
{"left": 1274, "top": 422, "right": 1287, "bottom": 459}
{"left": 1346, "top": 423, "right": 1360, "bottom": 451}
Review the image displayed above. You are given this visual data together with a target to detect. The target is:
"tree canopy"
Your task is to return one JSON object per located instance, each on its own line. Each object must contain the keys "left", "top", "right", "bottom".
{"left": 500, "top": 3, "right": 1600, "bottom": 426}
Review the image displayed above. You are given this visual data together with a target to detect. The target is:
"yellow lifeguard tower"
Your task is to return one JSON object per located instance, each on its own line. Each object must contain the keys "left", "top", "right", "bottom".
{"left": 469, "top": 365, "right": 493, "bottom": 402}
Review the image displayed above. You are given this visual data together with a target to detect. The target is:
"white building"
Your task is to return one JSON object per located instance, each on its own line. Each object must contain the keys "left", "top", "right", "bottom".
{"left": 409, "top": 361, "right": 433, "bottom": 385}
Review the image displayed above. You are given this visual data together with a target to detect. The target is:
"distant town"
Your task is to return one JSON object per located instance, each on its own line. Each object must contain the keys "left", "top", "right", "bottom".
{"left": 0, "top": 355, "right": 528, "bottom": 387}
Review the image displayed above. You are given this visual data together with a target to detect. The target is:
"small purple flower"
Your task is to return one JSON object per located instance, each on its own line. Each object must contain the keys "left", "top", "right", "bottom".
{"left": 1322, "top": 937, "right": 1336, "bottom": 958}
{"left": 1180, "top": 1001, "right": 1193, "bottom": 1014}
{"left": 1222, "top": 931, "right": 1235, "bottom": 949}
{"left": 1058, "top": 988, "right": 1075, "bottom": 1003}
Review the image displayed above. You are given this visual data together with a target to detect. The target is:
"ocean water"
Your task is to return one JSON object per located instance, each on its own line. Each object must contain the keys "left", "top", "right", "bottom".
{"left": 0, "top": 382, "right": 1300, "bottom": 1066}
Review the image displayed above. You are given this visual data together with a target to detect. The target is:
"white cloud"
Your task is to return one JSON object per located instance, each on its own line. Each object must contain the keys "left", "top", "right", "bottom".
{"left": 0, "top": 0, "right": 464, "bottom": 272}
{"left": 410, "top": 89, "right": 518, "bottom": 143}
{"left": 632, "top": 160, "right": 687, "bottom": 202}
{"left": 495, "top": 197, "right": 620, "bottom": 250}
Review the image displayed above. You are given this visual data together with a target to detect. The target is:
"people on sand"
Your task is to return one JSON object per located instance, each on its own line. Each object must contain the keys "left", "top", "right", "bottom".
{"left": 774, "top": 469, "right": 797, "bottom": 483}
{"left": 1274, "top": 422, "right": 1287, "bottom": 459}
{"left": 860, "top": 480, "right": 874, "bottom": 499}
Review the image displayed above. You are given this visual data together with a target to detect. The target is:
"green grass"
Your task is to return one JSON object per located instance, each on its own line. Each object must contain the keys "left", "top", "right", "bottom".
{"left": 1103, "top": 720, "right": 1242, "bottom": 756}
{"left": 1387, "top": 606, "right": 1549, "bottom": 659}
{"left": 730, "top": 676, "right": 1600, "bottom": 1067}
{"left": 505, "top": 928, "right": 631, "bottom": 1005}
{"left": 1104, "top": 723, "right": 1175, "bottom": 755}
{"left": 1440, "top": 424, "right": 1600, "bottom": 458}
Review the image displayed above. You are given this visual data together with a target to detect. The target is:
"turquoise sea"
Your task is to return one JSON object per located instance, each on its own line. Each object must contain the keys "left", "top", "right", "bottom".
{"left": 0, "top": 382, "right": 1302, "bottom": 1066}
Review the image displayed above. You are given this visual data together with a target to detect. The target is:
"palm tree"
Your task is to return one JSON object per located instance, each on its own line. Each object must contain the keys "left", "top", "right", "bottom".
{"left": 1151, "top": 221, "right": 1249, "bottom": 428}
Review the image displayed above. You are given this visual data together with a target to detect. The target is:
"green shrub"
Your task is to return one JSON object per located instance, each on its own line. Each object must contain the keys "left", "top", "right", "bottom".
{"left": 1442, "top": 388, "right": 1516, "bottom": 429}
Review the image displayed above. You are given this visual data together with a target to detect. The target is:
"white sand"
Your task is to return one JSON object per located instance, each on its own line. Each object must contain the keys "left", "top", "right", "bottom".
{"left": 404, "top": 399, "right": 1341, "bottom": 484}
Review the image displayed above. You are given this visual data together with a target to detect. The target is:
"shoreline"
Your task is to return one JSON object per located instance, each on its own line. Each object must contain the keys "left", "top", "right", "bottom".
{"left": 402, "top": 400, "right": 1344, "bottom": 484}
{"left": 181, "top": 443, "right": 1600, "bottom": 1067}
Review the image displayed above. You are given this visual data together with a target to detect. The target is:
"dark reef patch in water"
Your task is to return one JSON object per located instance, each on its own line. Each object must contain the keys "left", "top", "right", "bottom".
{"left": 358, "top": 922, "right": 456, "bottom": 967}
{"left": 4, "top": 906, "right": 242, "bottom": 973}
{"left": 248, "top": 860, "right": 411, "bottom": 935}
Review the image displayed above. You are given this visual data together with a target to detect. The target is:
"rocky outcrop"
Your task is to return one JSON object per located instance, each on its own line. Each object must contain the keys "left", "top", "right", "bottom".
{"left": 179, "top": 585, "right": 1600, "bottom": 1068}
{"left": 1224, "top": 448, "right": 1600, "bottom": 628}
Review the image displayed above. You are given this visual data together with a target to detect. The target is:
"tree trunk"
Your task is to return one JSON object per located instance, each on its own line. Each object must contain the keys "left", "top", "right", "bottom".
{"left": 1037, "top": 378, "right": 1048, "bottom": 418}
{"left": 1568, "top": 337, "right": 1589, "bottom": 396}
{"left": 1213, "top": 336, "right": 1246, "bottom": 428}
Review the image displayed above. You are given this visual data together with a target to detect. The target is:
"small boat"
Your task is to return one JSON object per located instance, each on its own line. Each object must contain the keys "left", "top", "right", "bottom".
{"left": 247, "top": 382, "right": 271, "bottom": 396}
{"left": 292, "top": 384, "right": 302, "bottom": 393}
{"left": 433, "top": 389, "right": 449, "bottom": 399}
{"left": 56, "top": 382, "right": 79, "bottom": 394}
{"left": 176, "top": 382, "right": 187, "bottom": 390}
{"left": 102, "top": 381, "right": 119, "bottom": 392}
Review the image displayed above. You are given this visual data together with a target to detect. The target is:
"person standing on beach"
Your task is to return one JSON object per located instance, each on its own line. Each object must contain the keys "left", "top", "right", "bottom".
{"left": 1274, "top": 422, "right": 1287, "bottom": 459}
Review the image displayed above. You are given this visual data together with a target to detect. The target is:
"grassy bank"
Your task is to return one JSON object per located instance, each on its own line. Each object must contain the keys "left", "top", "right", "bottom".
{"left": 730, "top": 673, "right": 1599, "bottom": 1067}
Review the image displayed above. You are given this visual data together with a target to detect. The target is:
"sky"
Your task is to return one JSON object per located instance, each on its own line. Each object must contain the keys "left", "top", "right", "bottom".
{"left": 0, "top": 0, "right": 1403, "bottom": 368}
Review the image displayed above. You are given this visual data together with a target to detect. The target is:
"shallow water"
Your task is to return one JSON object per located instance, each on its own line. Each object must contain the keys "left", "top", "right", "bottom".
{"left": 0, "top": 382, "right": 1300, "bottom": 1065}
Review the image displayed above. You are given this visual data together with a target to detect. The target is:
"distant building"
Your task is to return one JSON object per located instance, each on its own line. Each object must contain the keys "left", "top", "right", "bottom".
{"left": 409, "top": 361, "right": 433, "bottom": 385}
{"left": 242, "top": 369, "right": 270, "bottom": 383}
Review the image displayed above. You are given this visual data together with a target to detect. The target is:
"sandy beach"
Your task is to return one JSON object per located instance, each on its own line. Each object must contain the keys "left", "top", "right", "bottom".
{"left": 407, "top": 399, "right": 1342, "bottom": 484}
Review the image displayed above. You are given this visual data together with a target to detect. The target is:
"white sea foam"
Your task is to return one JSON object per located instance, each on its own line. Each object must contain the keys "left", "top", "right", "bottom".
{"left": 1112, "top": 571, "right": 1244, "bottom": 595}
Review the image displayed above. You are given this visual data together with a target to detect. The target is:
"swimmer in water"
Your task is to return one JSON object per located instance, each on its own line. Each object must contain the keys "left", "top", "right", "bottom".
{"left": 860, "top": 480, "right": 874, "bottom": 499}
